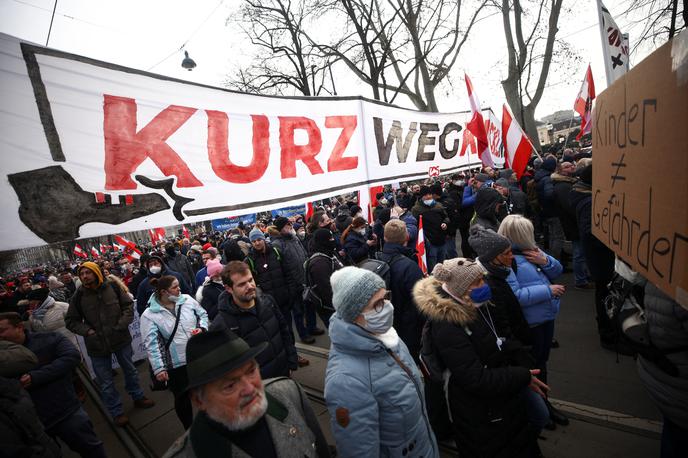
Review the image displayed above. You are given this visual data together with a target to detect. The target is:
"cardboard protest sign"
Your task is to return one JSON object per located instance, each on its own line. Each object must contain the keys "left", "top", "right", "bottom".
{"left": 592, "top": 31, "right": 688, "bottom": 308}
{"left": 0, "top": 33, "right": 483, "bottom": 250}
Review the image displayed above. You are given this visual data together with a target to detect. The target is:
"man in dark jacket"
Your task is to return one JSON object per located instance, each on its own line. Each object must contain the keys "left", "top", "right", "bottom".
{"left": 0, "top": 339, "right": 61, "bottom": 458}
{"left": 164, "top": 243, "right": 196, "bottom": 291}
{"left": 272, "top": 217, "right": 323, "bottom": 343}
{"left": 446, "top": 173, "right": 468, "bottom": 257}
{"left": 433, "top": 182, "right": 460, "bottom": 259}
{"left": 245, "top": 228, "right": 292, "bottom": 323}
{"left": 210, "top": 261, "right": 298, "bottom": 379}
{"left": 494, "top": 178, "right": 529, "bottom": 218}
{"left": 136, "top": 253, "right": 191, "bottom": 315}
{"left": 65, "top": 262, "right": 154, "bottom": 426}
{"left": 552, "top": 162, "right": 591, "bottom": 288}
{"left": 535, "top": 156, "right": 565, "bottom": 261}
{"left": 569, "top": 163, "right": 616, "bottom": 348}
{"left": 412, "top": 186, "right": 450, "bottom": 272}
{"left": 0, "top": 312, "right": 106, "bottom": 457}
{"left": 471, "top": 187, "right": 503, "bottom": 232}
{"left": 305, "top": 229, "right": 344, "bottom": 328}
{"left": 379, "top": 219, "right": 425, "bottom": 360}
{"left": 460, "top": 173, "right": 491, "bottom": 258}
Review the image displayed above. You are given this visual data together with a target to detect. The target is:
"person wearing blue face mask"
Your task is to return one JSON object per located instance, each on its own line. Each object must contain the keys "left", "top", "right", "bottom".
{"left": 325, "top": 266, "right": 439, "bottom": 458}
{"left": 412, "top": 185, "right": 451, "bottom": 272}
{"left": 414, "top": 258, "right": 546, "bottom": 458}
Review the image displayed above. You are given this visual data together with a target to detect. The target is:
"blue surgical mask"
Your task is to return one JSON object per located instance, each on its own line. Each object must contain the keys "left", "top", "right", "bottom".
{"left": 469, "top": 284, "right": 492, "bottom": 305}
{"left": 361, "top": 300, "right": 394, "bottom": 334}
{"left": 423, "top": 199, "right": 435, "bottom": 206}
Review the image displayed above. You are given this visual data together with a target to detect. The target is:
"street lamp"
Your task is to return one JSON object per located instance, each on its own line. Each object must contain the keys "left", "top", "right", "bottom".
{"left": 181, "top": 50, "right": 196, "bottom": 71}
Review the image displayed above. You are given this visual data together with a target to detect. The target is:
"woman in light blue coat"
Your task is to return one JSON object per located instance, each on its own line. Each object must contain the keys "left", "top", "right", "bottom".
{"left": 498, "top": 215, "right": 564, "bottom": 384}
{"left": 325, "top": 267, "right": 438, "bottom": 458}
{"left": 499, "top": 214, "right": 568, "bottom": 428}
{"left": 140, "top": 275, "right": 208, "bottom": 429}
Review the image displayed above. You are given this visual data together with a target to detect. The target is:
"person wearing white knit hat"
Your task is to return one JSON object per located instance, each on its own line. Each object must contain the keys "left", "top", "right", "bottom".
{"left": 325, "top": 266, "right": 439, "bottom": 458}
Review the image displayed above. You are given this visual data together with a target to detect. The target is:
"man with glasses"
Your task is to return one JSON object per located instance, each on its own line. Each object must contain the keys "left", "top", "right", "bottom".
{"left": 324, "top": 266, "right": 439, "bottom": 457}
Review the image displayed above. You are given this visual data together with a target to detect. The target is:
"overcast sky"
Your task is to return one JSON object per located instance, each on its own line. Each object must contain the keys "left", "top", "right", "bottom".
{"left": 0, "top": 0, "right": 657, "bottom": 119}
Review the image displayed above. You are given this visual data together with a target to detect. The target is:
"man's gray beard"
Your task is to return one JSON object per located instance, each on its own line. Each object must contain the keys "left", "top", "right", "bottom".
{"left": 206, "top": 390, "right": 268, "bottom": 432}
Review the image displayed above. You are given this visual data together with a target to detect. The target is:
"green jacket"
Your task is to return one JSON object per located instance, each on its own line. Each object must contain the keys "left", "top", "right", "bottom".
{"left": 65, "top": 280, "right": 134, "bottom": 357}
{"left": 163, "top": 377, "right": 330, "bottom": 458}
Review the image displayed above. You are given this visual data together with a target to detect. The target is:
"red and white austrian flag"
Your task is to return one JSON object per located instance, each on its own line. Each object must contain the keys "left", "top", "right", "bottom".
{"left": 73, "top": 243, "right": 87, "bottom": 258}
{"left": 502, "top": 104, "right": 534, "bottom": 179}
{"left": 114, "top": 234, "right": 142, "bottom": 261}
{"left": 90, "top": 246, "right": 100, "bottom": 258}
{"left": 464, "top": 73, "right": 494, "bottom": 168}
{"left": 416, "top": 215, "right": 428, "bottom": 275}
{"left": 574, "top": 65, "right": 596, "bottom": 141}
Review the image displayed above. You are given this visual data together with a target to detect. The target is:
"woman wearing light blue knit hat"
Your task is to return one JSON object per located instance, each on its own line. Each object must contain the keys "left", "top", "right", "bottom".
{"left": 324, "top": 266, "right": 438, "bottom": 458}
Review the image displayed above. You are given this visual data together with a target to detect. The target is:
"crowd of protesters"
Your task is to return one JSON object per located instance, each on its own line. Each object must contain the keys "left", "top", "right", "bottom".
{"left": 1, "top": 146, "right": 687, "bottom": 457}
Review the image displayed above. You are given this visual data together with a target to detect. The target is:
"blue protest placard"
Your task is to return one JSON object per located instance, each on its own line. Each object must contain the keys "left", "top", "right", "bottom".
{"left": 271, "top": 205, "right": 306, "bottom": 219}
{"left": 211, "top": 214, "right": 257, "bottom": 231}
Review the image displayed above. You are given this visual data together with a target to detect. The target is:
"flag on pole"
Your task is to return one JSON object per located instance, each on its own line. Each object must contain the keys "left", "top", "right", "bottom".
{"left": 416, "top": 215, "right": 428, "bottom": 275}
{"left": 484, "top": 110, "right": 504, "bottom": 166}
{"left": 114, "top": 234, "right": 142, "bottom": 261}
{"left": 73, "top": 243, "right": 87, "bottom": 259}
{"left": 574, "top": 65, "right": 596, "bottom": 140}
{"left": 596, "top": 0, "right": 629, "bottom": 85}
{"left": 464, "top": 73, "right": 494, "bottom": 168}
{"left": 502, "top": 104, "right": 535, "bottom": 179}
{"left": 182, "top": 225, "right": 190, "bottom": 239}
{"left": 305, "top": 202, "right": 314, "bottom": 222}
{"left": 99, "top": 243, "right": 108, "bottom": 254}
{"left": 90, "top": 247, "right": 100, "bottom": 258}
{"left": 149, "top": 228, "right": 166, "bottom": 244}
{"left": 460, "top": 128, "right": 478, "bottom": 157}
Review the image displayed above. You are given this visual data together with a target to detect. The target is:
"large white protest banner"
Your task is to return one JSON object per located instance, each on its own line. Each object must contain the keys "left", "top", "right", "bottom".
{"left": 0, "top": 33, "right": 482, "bottom": 250}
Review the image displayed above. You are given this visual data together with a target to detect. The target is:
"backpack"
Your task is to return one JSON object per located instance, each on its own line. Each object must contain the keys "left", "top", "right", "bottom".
{"left": 605, "top": 272, "right": 688, "bottom": 377}
{"left": 419, "top": 320, "right": 448, "bottom": 383}
{"left": 357, "top": 252, "right": 404, "bottom": 302}
{"left": 302, "top": 253, "right": 341, "bottom": 310}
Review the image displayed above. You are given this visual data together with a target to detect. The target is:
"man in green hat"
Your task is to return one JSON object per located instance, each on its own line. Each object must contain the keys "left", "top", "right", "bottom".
{"left": 164, "top": 329, "right": 330, "bottom": 458}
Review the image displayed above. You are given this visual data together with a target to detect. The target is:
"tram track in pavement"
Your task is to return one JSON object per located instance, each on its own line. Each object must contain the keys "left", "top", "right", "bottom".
{"left": 77, "top": 366, "right": 157, "bottom": 458}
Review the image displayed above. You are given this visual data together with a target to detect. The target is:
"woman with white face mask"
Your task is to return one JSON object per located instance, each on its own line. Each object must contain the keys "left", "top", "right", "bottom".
{"left": 140, "top": 275, "right": 208, "bottom": 430}
{"left": 413, "top": 258, "right": 546, "bottom": 458}
{"left": 340, "top": 216, "right": 377, "bottom": 265}
{"left": 325, "top": 267, "right": 439, "bottom": 458}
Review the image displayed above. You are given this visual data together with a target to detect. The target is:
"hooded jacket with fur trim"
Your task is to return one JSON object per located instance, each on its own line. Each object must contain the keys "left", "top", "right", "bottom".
{"left": 413, "top": 277, "right": 536, "bottom": 458}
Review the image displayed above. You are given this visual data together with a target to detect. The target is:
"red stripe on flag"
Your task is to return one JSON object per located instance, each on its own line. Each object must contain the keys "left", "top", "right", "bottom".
{"left": 416, "top": 215, "right": 428, "bottom": 275}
